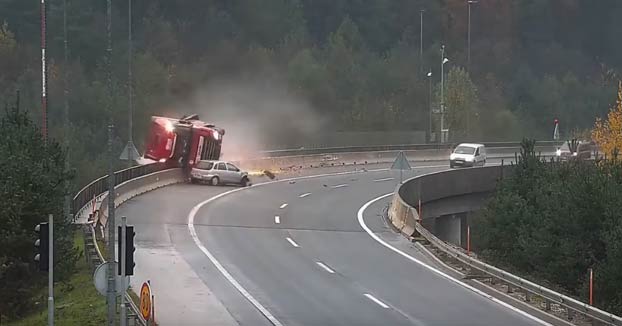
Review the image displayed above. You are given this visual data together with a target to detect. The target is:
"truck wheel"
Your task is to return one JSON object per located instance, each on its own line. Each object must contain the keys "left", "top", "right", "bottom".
{"left": 210, "top": 176, "right": 220, "bottom": 186}
{"left": 450, "top": 162, "right": 455, "bottom": 168}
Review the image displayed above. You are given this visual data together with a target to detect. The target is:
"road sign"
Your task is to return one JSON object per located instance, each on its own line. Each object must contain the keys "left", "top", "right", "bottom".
{"left": 119, "top": 142, "right": 140, "bottom": 161}
{"left": 139, "top": 282, "right": 152, "bottom": 321}
{"left": 391, "top": 151, "right": 411, "bottom": 170}
{"left": 93, "top": 262, "right": 129, "bottom": 296}
{"left": 391, "top": 151, "right": 411, "bottom": 184}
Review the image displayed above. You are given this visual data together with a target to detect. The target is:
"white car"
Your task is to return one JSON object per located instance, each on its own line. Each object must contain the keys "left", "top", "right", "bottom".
{"left": 190, "top": 160, "right": 250, "bottom": 186}
{"left": 449, "top": 143, "right": 486, "bottom": 168}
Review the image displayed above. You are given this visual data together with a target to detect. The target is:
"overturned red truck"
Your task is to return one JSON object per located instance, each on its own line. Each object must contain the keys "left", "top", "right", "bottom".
{"left": 143, "top": 114, "right": 225, "bottom": 169}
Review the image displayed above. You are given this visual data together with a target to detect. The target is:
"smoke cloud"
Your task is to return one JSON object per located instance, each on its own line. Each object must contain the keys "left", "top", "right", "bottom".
{"left": 168, "top": 76, "right": 327, "bottom": 161}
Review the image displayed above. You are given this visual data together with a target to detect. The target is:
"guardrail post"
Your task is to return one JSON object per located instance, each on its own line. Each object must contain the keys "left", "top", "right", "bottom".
{"left": 525, "top": 292, "right": 531, "bottom": 303}
{"left": 544, "top": 299, "right": 551, "bottom": 311}
{"left": 506, "top": 284, "right": 513, "bottom": 294}
{"left": 567, "top": 308, "right": 574, "bottom": 321}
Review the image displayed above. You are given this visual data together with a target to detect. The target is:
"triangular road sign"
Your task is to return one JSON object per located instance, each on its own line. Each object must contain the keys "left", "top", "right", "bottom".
{"left": 391, "top": 151, "right": 411, "bottom": 170}
{"left": 119, "top": 141, "right": 141, "bottom": 161}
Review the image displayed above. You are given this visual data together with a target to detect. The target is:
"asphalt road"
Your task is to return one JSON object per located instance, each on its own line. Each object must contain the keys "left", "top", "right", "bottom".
{"left": 117, "top": 159, "right": 547, "bottom": 326}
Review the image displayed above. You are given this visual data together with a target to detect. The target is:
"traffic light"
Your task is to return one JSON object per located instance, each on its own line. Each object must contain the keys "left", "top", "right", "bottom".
{"left": 118, "top": 225, "right": 136, "bottom": 276}
{"left": 34, "top": 222, "right": 49, "bottom": 271}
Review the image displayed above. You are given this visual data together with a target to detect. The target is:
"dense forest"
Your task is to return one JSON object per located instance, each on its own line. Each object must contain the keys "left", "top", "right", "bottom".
{"left": 1, "top": 0, "right": 621, "bottom": 186}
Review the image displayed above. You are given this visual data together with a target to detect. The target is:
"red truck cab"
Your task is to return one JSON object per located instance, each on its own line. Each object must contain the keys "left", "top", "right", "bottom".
{"left": 144, "top": 115, "right": 224, "bottom": 168}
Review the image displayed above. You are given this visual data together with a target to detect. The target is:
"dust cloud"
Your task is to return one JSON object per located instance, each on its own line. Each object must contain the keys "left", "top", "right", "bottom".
{"left": 172, "top": 77, "right": 327, "bottom": 161}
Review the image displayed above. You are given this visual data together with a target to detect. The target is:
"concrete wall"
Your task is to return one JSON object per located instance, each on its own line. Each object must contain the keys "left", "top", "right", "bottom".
{"left": 389, "top": 165, "right": 514, "bottom": 247}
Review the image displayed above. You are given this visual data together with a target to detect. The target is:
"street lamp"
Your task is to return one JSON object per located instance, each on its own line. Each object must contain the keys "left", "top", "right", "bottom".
{"left": 427, "top": 71, "right": 433, "bottom": 142}
{"left": 440, "top": 45, "right": 450, "bottom": 143}
{"left": 467, "top": 0, "right": 478, "bottom": 72}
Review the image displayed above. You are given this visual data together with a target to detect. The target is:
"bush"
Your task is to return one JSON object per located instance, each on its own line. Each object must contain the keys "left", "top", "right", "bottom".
{"left": 474, "top": 139, "right": 622, "bottom": 313}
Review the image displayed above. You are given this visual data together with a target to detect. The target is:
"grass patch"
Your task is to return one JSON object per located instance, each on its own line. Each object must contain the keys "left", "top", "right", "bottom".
{"left": 6, "top": 230, "right": 107, "bottom": 326}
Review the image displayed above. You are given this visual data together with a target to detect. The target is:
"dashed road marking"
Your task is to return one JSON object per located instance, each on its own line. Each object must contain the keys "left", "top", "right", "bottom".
{"left": 286, "top": 237, "right": 300, "bottom": 248}
{"left": 280, "top": 203, "right": 288, "bottom": 209}
{"left": 316, "top": 262, "right": 335, "bottom": 274}
{"left": 373, "top": 177, "right": 395, "bottom": 182}
{"left": 363, "top": 293, "right": 389, "bottom": 309}
{"left": 274, "top": 216, "right": 280, "bottom": 224}
{"left": 299, "top": 193, "right": 311, "bottom": 198}
{"left": 331, "top": 184, "right": 348, "bottom": 189}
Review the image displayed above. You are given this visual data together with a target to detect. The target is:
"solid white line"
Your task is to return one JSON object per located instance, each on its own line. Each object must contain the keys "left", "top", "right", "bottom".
{"left": 279, "top": 203, "right": 288, "bottom": 209}
{"left": 274, "top": 216, "right": 280, "bottom": 224}
{"left": 316, "top": 262, "right": 335, "bottom": 274}
{"left": 373, "top": 177, "right": 395, "bottom": 182}
{"left": 331, "top": 184, "right": 348, "bottom": 189}
{"left": 357, "top": 193, "right": 552, "bottom": 326}
{"left": 363, "top": 293, "right": 390, "bottom": 309}
{"left": 188, "top": 203, "right": 284, "bottom": 326}
{"left": 286, "top": 237, "right": 300, "bottom": 248}
{"left": 299, "top": 192, "right": 312, "bottom": 198}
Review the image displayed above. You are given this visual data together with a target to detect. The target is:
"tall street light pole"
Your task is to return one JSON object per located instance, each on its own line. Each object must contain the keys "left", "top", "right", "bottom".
{"left": 427, "top": 71, "right": 432, "bottom": 143}
{"left": 127, "top": 0, "right": 135, "bottom": 168}
{"left": 105, "top": 0, "right": 117, "bottom": 325}
{"left": 420, "top": 9, "right": 424, "bottom": 72}
{"left": 467, "top": 0, "right": 478, "bottom": 72}
{"left": 440, "top": 45, "right": 449, "bottom": 143}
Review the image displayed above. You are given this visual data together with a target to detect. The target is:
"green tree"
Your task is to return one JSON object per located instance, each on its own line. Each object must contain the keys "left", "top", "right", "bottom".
{"left": 0, "top": 101, "right": 78, "bottom": 318}
{"left": 439, "top": 66, "right": 479, "bottom": 141}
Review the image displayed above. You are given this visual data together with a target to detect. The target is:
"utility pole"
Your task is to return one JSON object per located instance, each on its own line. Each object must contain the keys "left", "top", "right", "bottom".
{"left": 467, "top": 0, "right": 478, "bottom": 72}
{"left": 127, "top": 0, "right": 136, "bottom": 168}
{"left": 41, "top": 0, "right": 48, "bottom": 143}
{"left": 106, "top": 0, "right": 117, "bottom": 324}
{"left": 427, "top": 71, "right": 433, "bottom": 143}
{"left": 48, "top": 214, "right": 54, "bottom": 326}
{"left": 419, "top": 9, "right": 424, "bottom": 72}
{"left": 120, "top": 217, "right": 127, "bottom": 326}
{"left": 440, "top": 45, "right": 449, "bottom": 143}
{"left": 63, "top": 0, "right": 71, "bottom": 223}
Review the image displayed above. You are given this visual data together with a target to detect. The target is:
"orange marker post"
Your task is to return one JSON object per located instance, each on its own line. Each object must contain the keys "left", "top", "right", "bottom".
{"left": 467, "top": 225, "right": 471, "bottom": 255}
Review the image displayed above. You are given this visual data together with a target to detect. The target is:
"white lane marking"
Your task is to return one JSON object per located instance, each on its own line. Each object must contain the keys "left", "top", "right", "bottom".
{"left": 189, "top": 205, "right": 284, "bottom": 326}
{"left": 373, "top": 177, "right": 395, "bottom": 182}
{"left": 279, "top": 203, "right": 288, "bottom": 209}
{"left": 363, "top": 293, "right": 390, "bottom": 309}
{"left": 316, "top": 262, "right": 335, "bottom": 274}
{"left": 357, "top": 193, "right": 552, "bottom": 326}
{"left": 286, "top": 237, "right": 300, "bottom": 248}
{"left": 299, "top": 192, "right": 311, "bottom": 198}
{"left": 331, "top": 184, "right": 348, "bottom": 189}
{"left": 274, "top": 216, "right": 280, "bottom": 224}
{"left": 185, "top": 163, "right": 452, "bottom": 326}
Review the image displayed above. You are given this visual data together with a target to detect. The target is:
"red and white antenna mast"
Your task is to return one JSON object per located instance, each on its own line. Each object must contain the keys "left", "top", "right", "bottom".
{"left": 41, "top": 0, "right": 48, "bottom": 143}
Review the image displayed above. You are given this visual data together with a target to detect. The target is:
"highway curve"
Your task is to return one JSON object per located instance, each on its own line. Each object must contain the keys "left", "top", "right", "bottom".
{"left": 117, "top": 160, "right": 549, "bottom": 326}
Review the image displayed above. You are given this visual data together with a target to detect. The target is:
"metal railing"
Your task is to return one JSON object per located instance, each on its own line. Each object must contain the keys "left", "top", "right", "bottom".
{"left": 258, "top": 141, "right": 561, "bottom": 157}
{"left": 72, "top": 162, "right": 168, "bottom": 218}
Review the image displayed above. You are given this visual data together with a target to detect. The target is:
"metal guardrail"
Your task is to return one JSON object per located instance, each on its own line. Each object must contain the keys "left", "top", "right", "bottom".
{"left": 72, "top": 162, "right": 168, "bottom": 217}
{"left": 258, "top": 141, "right": 561, "bottom": 157}
{"left": 392, "top": 166, "right": 622, "bottom": 326}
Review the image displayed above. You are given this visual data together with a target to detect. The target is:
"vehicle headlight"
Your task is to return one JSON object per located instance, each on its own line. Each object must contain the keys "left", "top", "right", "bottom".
{"left": 573, "top": 152, "right": 578, "bottom": 156}
{"left": 556, "top": 149, "right": 561, "bottom": 156}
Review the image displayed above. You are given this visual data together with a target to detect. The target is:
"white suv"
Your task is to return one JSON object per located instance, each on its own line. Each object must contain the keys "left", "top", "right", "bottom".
{"left": 449, "top": 143, "right": 486, "bottom": 168}
{"left": 190, "top": 160, "right": 250, "bottom": 186}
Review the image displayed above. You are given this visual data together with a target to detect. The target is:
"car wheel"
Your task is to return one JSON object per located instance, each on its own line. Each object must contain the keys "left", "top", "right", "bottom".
{"left": 210, "top": 176, "right": 220, "bottom": 186}
{"left": 241, "top": 177, "right": 250, "bottom": 187}
{"left": 450, "top": 162, "right": 454, "bottom": 168}
{"left": 190, "top": 178, "right": 197, "bottom": 184}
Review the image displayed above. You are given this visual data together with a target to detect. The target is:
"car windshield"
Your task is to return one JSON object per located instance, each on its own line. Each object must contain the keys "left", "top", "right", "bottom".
{"left": 196, "top": 161, "right": 214, "bottom": 170}
{"left": 453, "top": 146, "right": 476, "bottom": 155}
